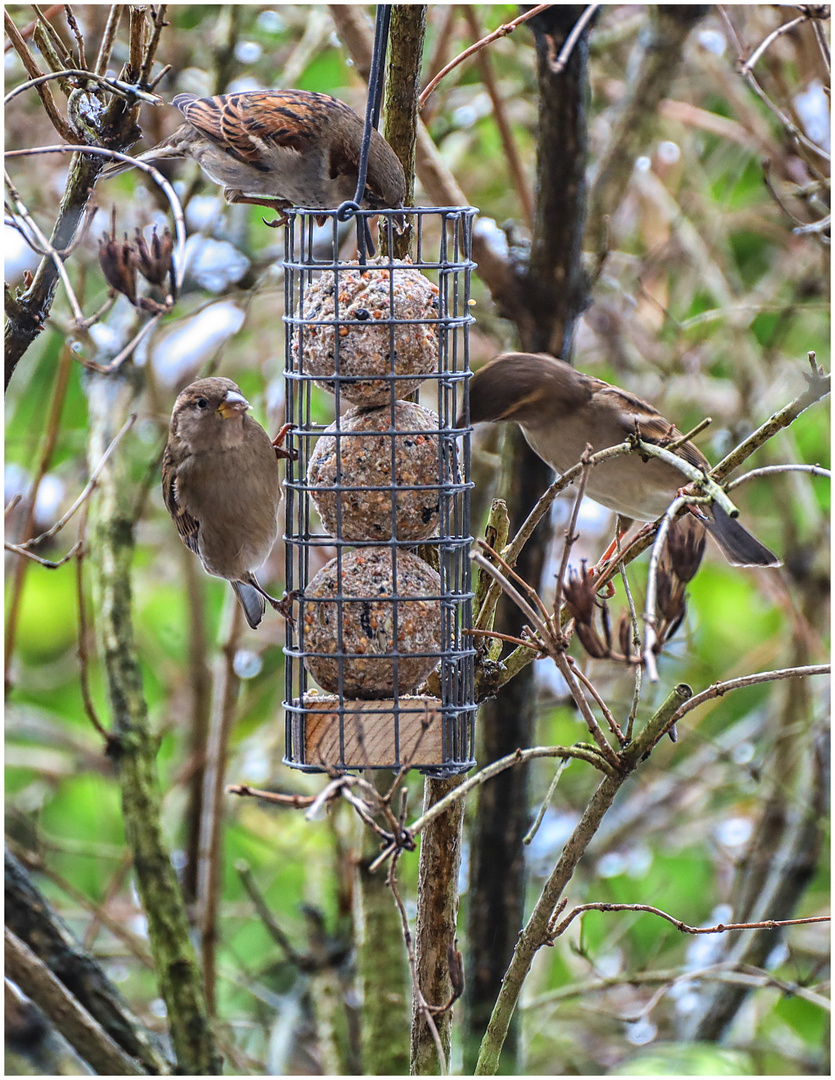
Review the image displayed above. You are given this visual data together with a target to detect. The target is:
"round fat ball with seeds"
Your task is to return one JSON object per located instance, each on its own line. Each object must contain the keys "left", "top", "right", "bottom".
{"left": 302, "top": 547, "right": 441, "bottom": 698}
{"left": 307, "top": 401, "right": 443, "bottom": 541}
{"left": 294, "top": 258, "right": 439, "bottom": 407}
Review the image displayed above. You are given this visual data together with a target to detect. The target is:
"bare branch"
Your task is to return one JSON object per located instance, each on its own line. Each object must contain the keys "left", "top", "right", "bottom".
{"left": 726, "top": 463, "right": 831, "bottom": 490}
{"left": 5, "top": 927, "right": 145, "bottom": 1076}
{"left": 550, "top": 901, "right": 830, "bottom": 939}
{"left": 94, "top": 4, "right": 123, "bottom": 75}
{"left": 667, "top": 665, "right": 831, "bottom": 739}
{"left": 739, "top": 13, "right": 811, "bottom": 76}
{"left": 419, "top": 4, "right": 554, "bottom": 109}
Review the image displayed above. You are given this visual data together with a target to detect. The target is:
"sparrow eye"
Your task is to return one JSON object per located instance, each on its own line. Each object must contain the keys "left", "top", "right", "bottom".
{"left": 196, "top": 397, "right": 209, "bottom": 409}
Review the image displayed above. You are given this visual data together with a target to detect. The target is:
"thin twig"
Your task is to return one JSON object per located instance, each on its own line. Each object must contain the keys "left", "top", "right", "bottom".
{"left": 4, "top": 538, "right": 82, "bottom": 567}
{"left": 33, "top": 4, "right": 74, "bottom": 69}
{"left": 721, "top": 5, "right": 831, "bottom": 163}
{"left": 552, "top": 653, "right": 623, "bottom": 770}
{"left": 94, "top": 4, "right": 123, "bottom": 75}
{"left": 525, "top": 958, "right": 831, "bottom": 1012}
{"left": 465, "top": 626, "right": 542, "bottom": 651}
{"left": 619, "top": 562, "right": 642, "bottom": 740}
{"left": 388, "top": 854, "right": 448, "bottom": 1074}
{"left": 477, "top": 539, "right": 553, "bottom": 627}
{"left": 523, "top": 759, "right": 570, "bottom": 845}
{"left": 725, "top": 463, "right": 831, "bottom": 490}
{"left": 4, "top": 4, "right": 63, "bottom": 52}
{"left": 635, "top": 438, "right": 739, "bottom": 519}
{"left": 236, "top": 862, "right": 307, "bottom": 967}
{"left": 549, "top": 3, "right": 601, "bottom": 73}
{"left": 552, "top": 448, "right": 593, "bottom": 624}
{"left": 739, "top": 13, "right": 809, "bottom": 76}
{"left": 470, "top": 552, "right": 552, "bottom": 643}
{"left": 810, "top": 12, "right": 831, "bottom": 73}
{"left": 198, "top": 599, "right": 244, "bottom": 1015}
{"left": 666, "top": 664, "right": 830, "bottom": 739}
{"left": 4, "top": 346, "right": 73, "bottom": 687}
{"left": 408, "top": 743, "right": 621, "bottom": 840}
{"left": 711, "top": 366, "right": 830, "bottom": 481}
{"left": 63, "top": 5, "right": 88, "bottom": 70}
{"left": 226, "top": 783, "right": 319, "bottom": 809}
{"left": 74, "top": 505, "right": 110, "bottom": 743}
{"left": 4, "top": 68, "right": 163, "bottom": 105}
{"left": 461, "top": 5, "right": 534, "bottom": 226}
{"left": 419, "top": 4, "right": 553, "bottom": 108}
{"left": 15, "top": 414, "right": 137, "bottom": 552}
{"left": 476, "top": 441, "right": 637, "bottom": 635}
{"left": 550, "top": 901, "right": 830, "bottom": 939}
{"left": 138, "top": 4, "right": 168, "bottom": 85}
{"left": 4, "top": 169, "right": 85, "bottom": 323}
{"left": 642, "top": 494, "right": 710, "bottom": 680}
{"left": 566, "top": 657, "right": 625, "bottom": 744}
{"left": 663, "top": 416, "right": 712, "bottom": 452}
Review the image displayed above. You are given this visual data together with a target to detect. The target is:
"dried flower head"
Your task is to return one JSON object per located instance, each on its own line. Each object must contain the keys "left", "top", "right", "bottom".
{"left": 666, "top": 516, "right": 706, "bottom": 584}
{"left": 575, "top": 621, "right": 609, "bottom": 659}
{"left": 98, "top": 231, "right": 137, "bottom": 304}
{"left": 134, "top": 226, "right": 175, "bottom": 292}
{"left": 563, "top": 562, "right": 596, "bottom": 625}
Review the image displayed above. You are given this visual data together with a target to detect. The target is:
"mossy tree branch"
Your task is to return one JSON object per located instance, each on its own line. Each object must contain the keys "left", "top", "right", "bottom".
{"left": 86, "top": 368, "right": 221, "bottom": 1076}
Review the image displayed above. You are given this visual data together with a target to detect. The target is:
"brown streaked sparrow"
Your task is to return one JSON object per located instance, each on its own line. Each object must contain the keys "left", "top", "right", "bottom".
{"left": 162, "top": 377, "right": 293, "bottom": 629}
{"left": 463, "top": 352, "right": 780, "bottom": 568}
{"left": 104, "top": 89, "right": 406, "bottom": 227}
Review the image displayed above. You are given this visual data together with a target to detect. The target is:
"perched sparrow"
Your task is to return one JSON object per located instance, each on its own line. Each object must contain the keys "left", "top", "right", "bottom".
{"left": 464, "top": 352, "right": 780, "bottom": 568}
{"left": 104, "top": 89, "right": 406, "bottom": 227}
{"left": 162, "top": 377, "right": 290, "bottom": 629}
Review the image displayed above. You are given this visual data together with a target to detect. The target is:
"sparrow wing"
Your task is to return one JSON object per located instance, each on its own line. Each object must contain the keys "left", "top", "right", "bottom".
{"left": 175, "top": 91, "right": 328, "bottom": 171}
{"left": 597, "top": 385, "right": 709, "bottom": 471}
{"left": 161, "top": 445, "right": 200, "bottom": 554}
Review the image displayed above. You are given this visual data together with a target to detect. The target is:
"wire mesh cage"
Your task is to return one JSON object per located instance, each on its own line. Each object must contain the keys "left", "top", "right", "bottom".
{"left": 282, "top": 207, "right": 477, "bottom": 777}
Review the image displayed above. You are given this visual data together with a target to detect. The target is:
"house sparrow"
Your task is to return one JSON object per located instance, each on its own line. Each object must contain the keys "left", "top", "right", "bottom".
{"left": 104, "top": 89, "right": 406, "bottom": 228}
{"left": 463, "top": 352, "right": 780, "bottom": 568}
{"left": 162, "top": 377, "right": 291, "bottom": 629}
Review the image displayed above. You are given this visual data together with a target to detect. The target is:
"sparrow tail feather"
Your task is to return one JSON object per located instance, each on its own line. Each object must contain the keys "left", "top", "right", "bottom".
{"left": 231, "top": 580, "right": 266, "bottom": 629}
{"left": 704, "top": 505, "right": 781, "bottom": 568}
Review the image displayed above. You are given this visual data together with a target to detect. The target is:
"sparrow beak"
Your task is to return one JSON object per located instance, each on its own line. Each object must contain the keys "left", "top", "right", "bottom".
{"left": 216, "top": 390, "right": 249, "bottom": 420}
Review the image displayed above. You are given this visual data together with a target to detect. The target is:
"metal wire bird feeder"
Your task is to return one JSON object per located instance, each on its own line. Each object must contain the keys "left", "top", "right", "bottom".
{"left": 281, "top": 205, "right": 477, "bottom": 776}
{"left": 280, "top": 4, "right": 477, "bottom": 776}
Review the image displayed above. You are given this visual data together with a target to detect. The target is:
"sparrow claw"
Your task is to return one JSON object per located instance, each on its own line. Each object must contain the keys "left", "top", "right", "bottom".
{"left": 269, "top": 589, "right": 300, "bottom": 626}
{"left": 263, "top": 213, "right": 289, "bottom": 229}
{"left": 272, "top": 422, "right": 298, "bottom": 460}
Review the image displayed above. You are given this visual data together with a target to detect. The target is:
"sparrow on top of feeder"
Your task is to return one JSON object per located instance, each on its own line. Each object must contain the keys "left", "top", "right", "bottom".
{"left": 103, "top": 89, "right": 406, "bottom": 229}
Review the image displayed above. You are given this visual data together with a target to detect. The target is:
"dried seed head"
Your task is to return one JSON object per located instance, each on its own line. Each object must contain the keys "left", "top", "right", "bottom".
{"left": 564, "top": 563, "right": 595, "bottom": 625}
{"left": 618, "top": 611, "right": 634, "bottom": 663}
{"left": 656, "top": 562, "right": 686, "bottom": 626}
{"left": 98, "top": 231, "right": 137, "bottom": 304}
{"left": 134, "top": 227, "right": 175, "bottom": 290}
{"left": 666, "top": 516, "right": 706, "bottom": 584}
{"left": 575, "top": 622, "right": 609, "bottom": 660}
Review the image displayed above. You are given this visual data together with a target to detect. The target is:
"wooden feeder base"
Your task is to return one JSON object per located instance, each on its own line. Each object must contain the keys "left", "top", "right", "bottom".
{"left": 299, "top": 693, "right": 444, "bottom": 769}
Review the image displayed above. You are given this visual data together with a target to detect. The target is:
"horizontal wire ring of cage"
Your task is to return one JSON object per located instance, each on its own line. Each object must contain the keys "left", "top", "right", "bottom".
{"left": 283, "top": 206, "right": 478, "bottom": 777}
